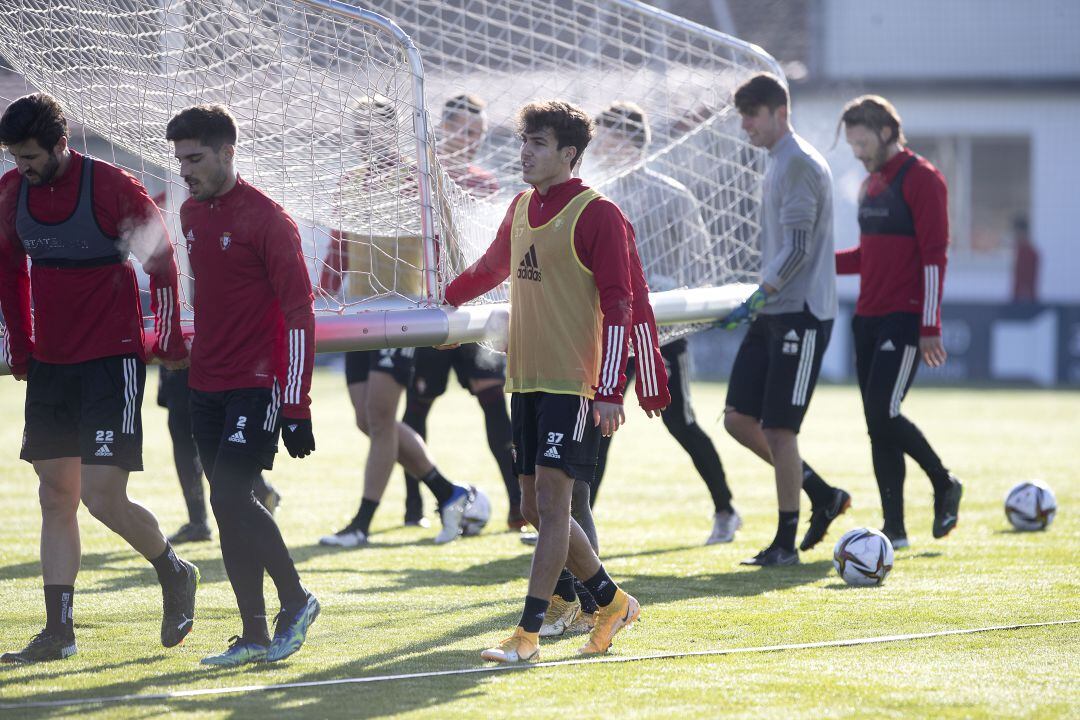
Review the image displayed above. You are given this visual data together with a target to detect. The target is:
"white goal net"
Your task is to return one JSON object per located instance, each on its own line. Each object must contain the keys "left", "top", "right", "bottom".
{"left": 0, "top": 0, "right": 779, "bottom": 356}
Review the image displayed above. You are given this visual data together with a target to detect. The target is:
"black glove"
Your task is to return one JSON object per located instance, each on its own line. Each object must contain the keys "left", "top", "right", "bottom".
{"left": 281, "top": 416, "right": 315, "bottom": 459}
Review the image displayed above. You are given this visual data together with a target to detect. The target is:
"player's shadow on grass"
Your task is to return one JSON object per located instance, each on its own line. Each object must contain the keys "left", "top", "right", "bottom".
{"left": 620, "top": 560, "right": 835, "bottom": 599}
{"left": 340, "top": 552, "right": 534, "bottom": 595}
{"left": 0, "top": 549, "right": 138, "bottom": 582}
{"left": 0, "top": 550, "right": 232, "bottom": 591}
{"left": 8, "top": 606, "right": 522, "bottom": 719}
{"left": 72, "top": 557, "right": 230, "bottom": 596}
{"left": 0, "top": 653, "right": 161, "bottom": 683}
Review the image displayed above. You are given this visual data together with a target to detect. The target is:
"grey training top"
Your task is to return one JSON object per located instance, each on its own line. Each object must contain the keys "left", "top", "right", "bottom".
{"left": 600, "top": 166, "right": 714, "bottom": 293}
{"left": 759, "top": 132, "right": 838, "bottom": 320}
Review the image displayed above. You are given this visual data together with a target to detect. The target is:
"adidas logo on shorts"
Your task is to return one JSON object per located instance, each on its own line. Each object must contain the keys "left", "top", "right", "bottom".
{"left": 782, "top": 329, "right": 800, "bottom": 355}
{"left": 543, "top": 445, "right": 561, "bottom": 459}
{"left": 95, "top": 444, "right": 113, "bottom": 457}
{"left": 228, "top": 431, "right": 247, "bottom": 444}
{"left": 881, "top": 339, "right": 896, "bottom": 351}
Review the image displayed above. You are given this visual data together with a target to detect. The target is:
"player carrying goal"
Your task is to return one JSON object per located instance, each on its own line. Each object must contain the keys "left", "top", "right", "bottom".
{"left": 319, "top": 95, "right": 479, "bottom": 549}
{"left": 446, "top": 100, "right": 669, "bottom": 663}
{"left": 590, "top": 101, "right": 742, "bottom": 545}
{"left": 167, "top": 105, "right": 320, "bottom": 667}
{"left": 0, "top": 93, "right": 197, "bottom": 664}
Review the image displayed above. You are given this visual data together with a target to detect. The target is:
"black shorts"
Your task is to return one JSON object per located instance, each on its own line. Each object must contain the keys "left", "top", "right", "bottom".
{"left": 726, "top": 311, "right": 833, "bottom": 433}
{"left": 411, "top": 344, "right": 506, "bottom": 399}
{"left": 21, "top": 354, "right": 145, "bottom": 471}
{"left": 511, "top": 392, "right": 599, "bottom": 482}
{"left": 189, "top": 386, "right": 282, "bottom": 471}
{"left": 344, "top": 349, "right": 415, "bottom": 387}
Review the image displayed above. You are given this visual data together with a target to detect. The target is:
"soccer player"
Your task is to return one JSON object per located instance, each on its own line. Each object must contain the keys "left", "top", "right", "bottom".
{"left": 836, "top": 95, "right": 962, "bottom": 548}
{"left": 404, "top": 93, "right": 523, "bottom": 530}
{"left": 167, "top": 105, "right": 319, "bottom": 666}
{"left": 319, "top": 96, "right": 477, "bottom": 547}
{"left": 0, "top": 93, "right": 197, "bottom": 664}
{"left": 719, "top": 74, "right": 851, "bottom": 566}
{"left": 437, "top": 93, "right": 500, "bottom": 199}
{"left": 445, "top": 100, "right": 670, "bottom": 663}
{"left": 590, "top": 101, "right": 741, "bottom": 545}
{"left": 158, "top": 366, "right": 281, "bottom": 544}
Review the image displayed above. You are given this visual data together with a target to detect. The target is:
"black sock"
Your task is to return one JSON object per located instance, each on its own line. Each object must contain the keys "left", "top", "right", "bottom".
{"left": 573, "top": 579, "right": 598, "bottom": 614}
{"left": 774, "top": 511, "right": 799, "bottom": 551}
{"left": 420, "top": 468, "right": 456, "bottom": 507}
{"left": 44, "top": 585, "right": 74, "bottom": 636}
{"left": 241, "top": 613, "right": 270, "bottom": 645}
{"left": 477, "top": 387, "right": 520, "bottom": 506}
{"left": 554, "top": 570, "right": 577, "bottom": 602}
{"left": 281, "top": 589, "right": 310, "bottom": 616}
{"left": 401, "top": 395, "right": 431, "bottom": 518}
{"left": 801, "top": 464, "right": 833, "bottom": 507}
{"left": 179, "top": 468, "right": 207, "bottom": 525}
{"left": 582, "top": 566, "right": 618, "bottom": 607}
{"left": 353, "top": 498, "right": 380, "bottom": 535}
{"left": 150, "top": 542, "right": 185, "bottom": 586}
{"left": 928, "top": 468, "right": 953, "bottom": 494}
{"left": 519, "top": 595, "right": 549, "bottom": 634}
{"left": 404, "top": 474, "right": 424, "bottom": 519}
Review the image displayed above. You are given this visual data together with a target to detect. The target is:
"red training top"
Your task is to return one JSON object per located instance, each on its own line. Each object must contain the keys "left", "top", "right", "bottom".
{"left": 180, "top": 177, "right": 315, "bottom": 419}
{"left": 446, "top": 177, "right": 670, "bottom": 411}
{"left": 447, "top": 163, "right": 499, "bottom": 199}
{"left": 0, "top": 151, "right": 185, "bottom": 375}
{"left": 835, "top": 149, "right": 949, "bottom": 337}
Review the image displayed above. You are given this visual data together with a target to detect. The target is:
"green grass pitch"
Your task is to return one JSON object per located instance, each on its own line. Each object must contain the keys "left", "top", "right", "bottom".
{"left": 0, "top": 369, "right": 1077, "bottom": 718}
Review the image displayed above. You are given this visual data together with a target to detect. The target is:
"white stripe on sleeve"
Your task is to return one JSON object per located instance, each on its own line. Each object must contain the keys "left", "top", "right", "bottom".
{"left": 599, "top": 325, "right": 624, "bottom": 395}
{"left": 923, "top": 265, "right": 939, "bottom": 327}
{"left": 287, "top": 328, "right": 305, "bottom": 405}
{"left": 633, "top": 323, "right": 659, "bottom": 397}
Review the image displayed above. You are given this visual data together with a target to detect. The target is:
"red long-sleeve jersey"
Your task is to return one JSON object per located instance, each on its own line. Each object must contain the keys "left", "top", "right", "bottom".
{"left": 0, "top": 151, "right": 184, "bottom": 375}
{"left": 181, "top": 177, "right": 315, "bottom": 418}
{"left": 835, "top": 149, "right": 949, "bottom": 337}
{"left": 446, "top": 178, "right": 669, "bottom": 410}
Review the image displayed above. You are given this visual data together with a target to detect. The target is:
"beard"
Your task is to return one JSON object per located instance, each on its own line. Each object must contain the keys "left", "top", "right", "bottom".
{"left": 864, "top": 140, "right": 894, "bottom": 173}
{"left": 25, "top": 153, "right": 61, "bottom": 186}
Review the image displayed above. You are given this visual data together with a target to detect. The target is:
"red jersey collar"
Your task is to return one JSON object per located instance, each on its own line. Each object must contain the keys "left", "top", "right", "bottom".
{"left": 201, "top": 174, "right": 247, "bottom": 206}
{"left": 532, "top": 177, "right": 584, "bottom": 203}
{"left": 877, "top": 148, "right": 914, "bottom": 181}
{"left": 39, "top": 149, "right": 82, "bottom": 190}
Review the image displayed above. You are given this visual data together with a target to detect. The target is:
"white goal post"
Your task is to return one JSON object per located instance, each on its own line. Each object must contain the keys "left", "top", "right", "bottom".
{"left": 0, "top": 0, "right": 780, "bottom": 371}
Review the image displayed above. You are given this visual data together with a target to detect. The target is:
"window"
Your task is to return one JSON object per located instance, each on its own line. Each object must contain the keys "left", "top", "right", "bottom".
{"left": 906, "top": 135, "right": 1031, "bottom": 263}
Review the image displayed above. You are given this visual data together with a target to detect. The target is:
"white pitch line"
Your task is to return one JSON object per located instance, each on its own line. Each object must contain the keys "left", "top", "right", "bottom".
{"left": 1, "top": 619, "right": 1076, "bottom": 711}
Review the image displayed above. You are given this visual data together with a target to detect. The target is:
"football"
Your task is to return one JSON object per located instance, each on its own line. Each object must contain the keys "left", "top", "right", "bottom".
{"left": 832, "top": 528, "right": 894, "bottom": 587}
{"left": 460, "top": 486, "right": 491, "bottom": 536}
{"left": 1005, "top": 480, "right": 1057, "bottom": 531}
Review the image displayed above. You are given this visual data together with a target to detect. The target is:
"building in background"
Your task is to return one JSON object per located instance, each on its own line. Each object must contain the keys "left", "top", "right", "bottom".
{"left": 670, "top": 0, "right": 1080, "bottom": 386}
{"left": 4, "top": 2, "right": 1077, "bottom": 384}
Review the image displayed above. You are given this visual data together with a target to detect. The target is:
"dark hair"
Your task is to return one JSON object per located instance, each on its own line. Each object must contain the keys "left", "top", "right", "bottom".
{"left": 0, "top": 93, "right": 68, "bottom": 150}
{"left": 516, "top": 100, "right": 593, "bottom": 169}
{"left": 350, "top": 94, "right": 396, "bottom": 125}
{"left": 838, "top": 95, "right": 905, "bottom": 146}
{"left": 165, "top": 104, "right": 238, "bottom": 151}
{"left": 733, "top": 73, "right": 789, "bottom": 115}
{"left": 444, "top": 93, "right": 486, "bottom": 117}
{"left": 596, "top": 101, "right": 651, "bottom": 151}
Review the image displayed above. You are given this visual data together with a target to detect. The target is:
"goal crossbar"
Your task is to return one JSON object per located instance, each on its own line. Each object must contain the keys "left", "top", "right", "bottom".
{"left": 0, "top": 286, "right": 750, "bottom": 375}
